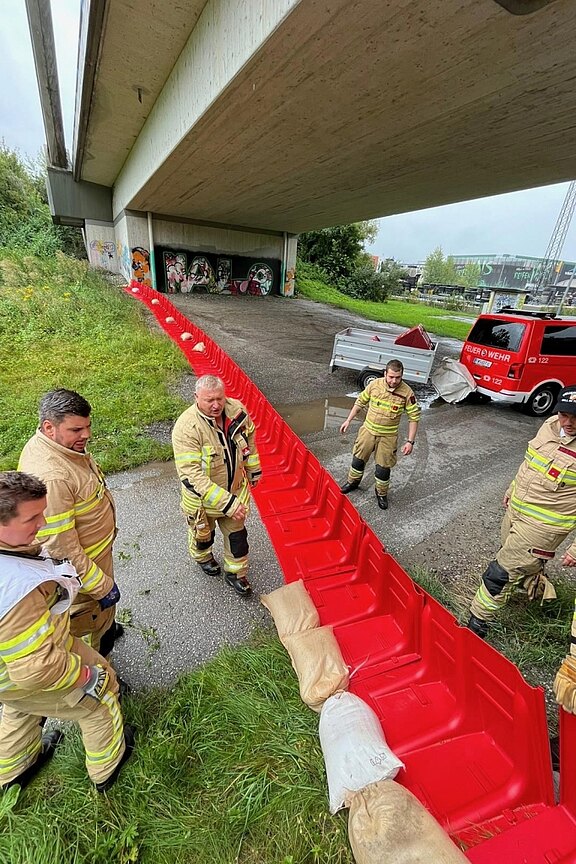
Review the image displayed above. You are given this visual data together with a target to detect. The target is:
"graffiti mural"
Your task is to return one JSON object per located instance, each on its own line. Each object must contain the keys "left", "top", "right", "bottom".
{"left": 283, "top": 267, "right": 295, "bottom": 297}
{"left": 156, "top": 248, "right": 280, "bottom": 296}
{"left": 117, "top": 243, "right": 131, "bottom": 281}
{"left": 131, "top": 247, "right": 152, "bottom": 286}
{"left": 89, "top": 239, "right": 116, "bottom": 269}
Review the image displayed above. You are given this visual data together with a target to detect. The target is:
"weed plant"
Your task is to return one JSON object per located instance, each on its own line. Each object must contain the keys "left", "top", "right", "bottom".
{"left": 0, "top": 253, "right": 189, "bottom": 472}
{"left": 0, "top": 632, "right": 351, "bottom": 864}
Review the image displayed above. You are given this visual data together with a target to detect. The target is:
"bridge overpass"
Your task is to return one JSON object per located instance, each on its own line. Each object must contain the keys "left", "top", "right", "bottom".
{"left": 28, "top": 0, "right": 574, "bottom": 295}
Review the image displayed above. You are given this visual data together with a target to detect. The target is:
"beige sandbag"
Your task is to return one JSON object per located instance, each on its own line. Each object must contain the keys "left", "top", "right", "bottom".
{"left": 348, "top": 780, "right": 468, "bottom": 864}
{"left": 282, "top": 626, "right": 349, "bottom": 711}
{"left": 260, "top": 580, "right": 320, "bottom": 640}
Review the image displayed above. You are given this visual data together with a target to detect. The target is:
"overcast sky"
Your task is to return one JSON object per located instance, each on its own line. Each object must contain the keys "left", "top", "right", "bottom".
{"left": 2, "top": 0, "right": 575, "bottom": 266}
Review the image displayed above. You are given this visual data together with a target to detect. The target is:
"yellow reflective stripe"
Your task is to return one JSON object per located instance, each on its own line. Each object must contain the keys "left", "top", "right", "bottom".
{"left": 37, "top": 508, "right": 75, "bottom": 537}
{"left": 175, "top": 451, "right": 201, "bottom": 464}
{"left": 204, "top": 483, "right": 227, "bottom": 507}
{"left": 358, "top": 392, "right": 370, "bottom": 405}
{"left": 246, "top": 455, "right": 260, "bottom": 469}
{"left": 364, "top": 419, "right": 400, "bottom": 435}
{"left": 475, "top": 582, "right": 505, "bottom": 614}
{"left": 0, "top": 739, "right": 42, "bottom": 776}
{"left": 85, "top": 692, "right": 124, "bottom": 765}
{"left": 0, "top": 614, "right": 54, "bottom": 662}
{"left": 0, "top": 667, "right": 18, "bottom": 692}
{"left": 79, "top": 561, "right": 106, "bottom": 593}
{"left": 406, "top": 404, "right": 421, "bottom": 420}
{"left": 510, "top": 494, "right": 576, "bottom": 529}
{"left": 45, "top": 653, "right": 82, "bottom": 691}
{"left": 83, "top": 530, "right": 115, "bottom": 559}
{"left": 526, "top": 446, "right": 576, "bottom": 485}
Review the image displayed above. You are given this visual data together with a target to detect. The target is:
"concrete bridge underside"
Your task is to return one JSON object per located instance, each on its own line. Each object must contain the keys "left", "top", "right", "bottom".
{"left": 76, "top": 0, "right": 575, "bottom": 233}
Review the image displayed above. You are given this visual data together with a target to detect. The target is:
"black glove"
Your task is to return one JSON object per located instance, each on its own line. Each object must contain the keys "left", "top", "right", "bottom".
{"left": 99, "top": 582, "right": 120, "bottom": 610}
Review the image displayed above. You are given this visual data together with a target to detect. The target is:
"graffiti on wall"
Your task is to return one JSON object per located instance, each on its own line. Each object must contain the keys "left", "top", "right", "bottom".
{"left": 117, "top": 243, "right": 131, "bottom": 281}
{"left": 131, "top": 247, "right": 152, "bottom": 286}
{"left": 89, "top": 239, "right": 116, "bottom": 269}
{"left": 283, "top": 267, "right": 295, "bottom": 297}
{"left": 157, "top": 248, "right": 279, "bottom": 295}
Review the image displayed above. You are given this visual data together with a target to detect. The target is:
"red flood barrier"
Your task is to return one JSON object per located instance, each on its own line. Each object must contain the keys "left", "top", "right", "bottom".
{"left": 126, "top": 281, "right": 576, "bottom": 862}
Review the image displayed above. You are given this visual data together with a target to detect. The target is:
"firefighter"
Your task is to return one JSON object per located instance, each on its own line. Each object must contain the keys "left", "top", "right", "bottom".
{"left": 468, "top": 385, "right": 576, "bottom": 639}
{"left": 0, "top": 472, "right": 134, "bottom": 792}
{"left": 339, "top": 359, "right": 421, "bottom": 510}
{"left": 18, "top": 389, "right": 122, "bottom": 656}
{"left": 172, "top": 375, "right": 261, "bottom": 596}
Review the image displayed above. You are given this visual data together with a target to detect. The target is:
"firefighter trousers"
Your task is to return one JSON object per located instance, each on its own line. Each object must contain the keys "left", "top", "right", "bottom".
{"left": 188, "top": 510, "right": 249, "bottom": 577}
{"left": 470, "top": 510, "right": 566, "bottom": 622}
{"left": 68, "top": 546, "right": 116, "bottom": 654}
{"left": 0, "top": 638, "right": 125, "bottom": 787}
{"left": 347, "top": 426, "right": 398, "bottom": 495}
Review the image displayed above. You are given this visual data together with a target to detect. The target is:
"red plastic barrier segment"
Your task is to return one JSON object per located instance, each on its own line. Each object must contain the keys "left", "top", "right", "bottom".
{"left": 124, "top": 282, "right": 575, "bottom": 863}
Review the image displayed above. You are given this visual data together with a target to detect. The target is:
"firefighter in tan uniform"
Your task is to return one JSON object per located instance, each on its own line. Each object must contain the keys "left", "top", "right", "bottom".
{"left": 469, "top": 385, "right": 576, "bottom": 640}
{"left": 172, "top": 375, "right": 261, "bottom": 597}
{"left": 339, "top": 359, "right": 421, "bottom": 510}
{"left": 18, "top": 390, "right": 121, "bottom": 656}
{"left": 0, "top": 472, "right": 134, "bottom": 792}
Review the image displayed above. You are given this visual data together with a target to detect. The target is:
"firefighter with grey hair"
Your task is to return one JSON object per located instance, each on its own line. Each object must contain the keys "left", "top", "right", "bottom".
{"left": 339, "top": 358, "right": 421, "bottom": 510}
{"left": 18, "top": 389, "right": 122, "bottom": 656}
{"left": 0, "top": 471, "right": 133, "bottom": 792}
{"left": 172, "top": 375, "right": 261, "bottom": 597}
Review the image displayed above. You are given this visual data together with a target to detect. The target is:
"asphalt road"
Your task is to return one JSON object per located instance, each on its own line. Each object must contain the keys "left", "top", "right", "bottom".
{"left": 111, "top": 293, "right": 556, "bottom": 689}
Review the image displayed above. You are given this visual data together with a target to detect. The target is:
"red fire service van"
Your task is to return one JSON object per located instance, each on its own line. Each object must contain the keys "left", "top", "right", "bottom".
{"left": 459, "top": 308, "right": 576, "bottom": 416}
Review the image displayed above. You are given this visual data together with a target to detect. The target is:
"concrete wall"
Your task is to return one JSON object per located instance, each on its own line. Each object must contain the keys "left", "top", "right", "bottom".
{"left": 85, "top": 220, "right": 118, "bottom": 273}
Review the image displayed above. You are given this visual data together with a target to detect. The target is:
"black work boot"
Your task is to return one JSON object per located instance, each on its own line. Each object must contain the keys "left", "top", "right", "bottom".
{"left": 375, "top": 492, "right": 388, "bottom": 510}
{"left": 2, "top": 730, "right": 64, "bottom": 792}
{"left": 224, "top": 572, "right": 252, "bottom": 597}
{"left": 95, "top": 725, "right": 136, "bottom": 793}
{"left": 467, "top": 614, "right": 489, "bottom": 639}
{"left": 340, "top": 481, "right": 360, "bottom": 494}
{"left": 198, "top": 557, "right": 221, "bottom": 577}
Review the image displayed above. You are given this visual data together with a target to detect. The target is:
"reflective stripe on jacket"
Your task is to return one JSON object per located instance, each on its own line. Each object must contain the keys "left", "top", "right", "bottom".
{"left": 172, "top": 398, "right": 261, "bottom": 517}
{"left": 355, "top": 379, "right": 421, "bottom": 437}
{"left": 507, "top": 417, "right": 576, "bottom": 553}
{"left": 18, "top": 432, "right": 116, "bottom": 600}
{"left": 0, "top": 544, "right": 83, "bottom": 697}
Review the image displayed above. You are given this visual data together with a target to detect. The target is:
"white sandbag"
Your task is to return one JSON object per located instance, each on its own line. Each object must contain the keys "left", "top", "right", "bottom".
{"left": 431, "top": 357, "right": 476, "bottom": 403}
{"left": 260, "top": 580, "right": 320, "bottom": 640}
{"left": 348, "top": 779, "right": 469, "bottom": 864}
{"left": 282, "top": 626, "right": 349, "bottom": 712}
{"left": 319, "top": 692, "right": 403, "bottom": 814}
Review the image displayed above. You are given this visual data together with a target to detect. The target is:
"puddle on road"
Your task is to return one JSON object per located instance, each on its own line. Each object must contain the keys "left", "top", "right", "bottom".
{"left": 276, "top": 387, "right": 443, "bottom": 435}
{"left": 108, "top": 460, "right": 177, "bottom": 491}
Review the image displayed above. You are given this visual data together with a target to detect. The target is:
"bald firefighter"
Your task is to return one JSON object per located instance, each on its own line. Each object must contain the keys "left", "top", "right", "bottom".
{"left": 469, "top": 385, "right": 576, "bottom": 640}
{"left": 0, "top": 472, "right": 134, "bottom": 792}
{"left": 339, "top": 359, "right": 421, "bottom": 510}
{"left": 18, "top": 389, "right": 121, "bottom": 656}
{"left": 172, "top": 375, "right": 261, "bottom": 597}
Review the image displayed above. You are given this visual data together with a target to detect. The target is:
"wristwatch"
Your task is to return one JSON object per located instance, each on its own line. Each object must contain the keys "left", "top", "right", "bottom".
{"left": 406, "top": 440, "right": 415, "bottom": 445}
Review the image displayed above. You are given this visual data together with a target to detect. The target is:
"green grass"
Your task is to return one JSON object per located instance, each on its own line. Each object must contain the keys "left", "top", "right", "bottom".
{"left": 0, "top": 252, "right": 189, "bottom": 472}
{"left": 0, "top": 632, "right": 351, "bottom": 864}
{"left": 296, "top": 267, "right": 474, "bottom": 340}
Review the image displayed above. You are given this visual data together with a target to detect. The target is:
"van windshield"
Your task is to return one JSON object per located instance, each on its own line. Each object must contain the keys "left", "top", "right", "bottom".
{"left": 467, "top": 319, "right": 526, "bottom": 353}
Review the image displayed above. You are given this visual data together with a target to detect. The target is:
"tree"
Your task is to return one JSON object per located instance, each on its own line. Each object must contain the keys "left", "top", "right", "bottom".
{"left": 298, "top": 221, "right": 378, "bottom": 281}
{"left": 421, "top": 246, "right": 458, "bottom": 285}
{"left": 455, "top": 261, "right": 481, "bottom": 289}
{"left": 0, "top": 144, "right": 85, "bottom": 258}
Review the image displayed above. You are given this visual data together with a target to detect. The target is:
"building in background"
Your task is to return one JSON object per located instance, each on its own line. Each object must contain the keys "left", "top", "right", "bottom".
{"left": 452, "top": 254, "right": 576, "bottom": 299}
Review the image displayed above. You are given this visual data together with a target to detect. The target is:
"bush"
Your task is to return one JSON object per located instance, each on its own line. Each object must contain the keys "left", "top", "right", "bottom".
{"left": 339, "top": 263, "right": 392, "bottom": 302}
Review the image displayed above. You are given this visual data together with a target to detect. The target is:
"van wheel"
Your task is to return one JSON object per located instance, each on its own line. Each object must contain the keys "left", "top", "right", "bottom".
{"left": 523, "top": 384, "right": 560, "bottom": 417}
{"left": 358, "top": 369, "right": 382, "bottom": 389}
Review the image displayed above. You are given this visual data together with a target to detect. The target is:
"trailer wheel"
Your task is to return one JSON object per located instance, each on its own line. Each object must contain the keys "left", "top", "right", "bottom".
{"left": 358, "top": 369, "right": 382, "bottom": 389}
{"left": 522, "top": 383, "right": 560, "bottom": 417}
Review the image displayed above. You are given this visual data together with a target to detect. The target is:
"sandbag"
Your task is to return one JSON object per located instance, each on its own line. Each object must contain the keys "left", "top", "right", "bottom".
{"left": 319, "top": 692, "right": 403, "bottom": 814}
{"left": 260, "top": 579, "right": 320, "bottom": 641}
{"left": 282, "top": 626, "right": 349, "bottom": 712}
{"left": 348, "top": 780, "right": 469, "bottom": 864}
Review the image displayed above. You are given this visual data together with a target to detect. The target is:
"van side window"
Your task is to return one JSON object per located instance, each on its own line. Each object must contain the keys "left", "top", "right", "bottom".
{"left": 467, "top": 320, "right": 525, "bottom": 352}
{"left": 541, "top": 325, "right": 576, "bottom": 356}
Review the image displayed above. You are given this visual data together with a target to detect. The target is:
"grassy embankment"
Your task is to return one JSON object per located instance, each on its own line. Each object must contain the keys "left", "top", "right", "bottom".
{"left": 296, "top": 263, "right": 473, "bottom": 341}
{"left": 0, "top": 253, "right": 189, "bottom": 472}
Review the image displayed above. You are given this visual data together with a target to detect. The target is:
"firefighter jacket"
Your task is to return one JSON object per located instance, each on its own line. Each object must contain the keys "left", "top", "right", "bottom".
{"left": 172, "top": 398, "right": 261, "bottom": 518}
{"left": 18, "top": 432, "right": 116, "bottom": 602}
{"left": 355, "top": 379, "right": 421, "bottom": 437}
{"left": 506, "top": 416, "right": 576, "bottom": 556}
{"left": 0, "top": 543, "right": 84, "bottom": 700}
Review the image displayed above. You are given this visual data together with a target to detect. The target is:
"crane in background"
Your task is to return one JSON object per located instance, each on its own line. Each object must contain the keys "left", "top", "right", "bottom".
{"left": 531, "top": 180, "right": 576, "bottom": 308}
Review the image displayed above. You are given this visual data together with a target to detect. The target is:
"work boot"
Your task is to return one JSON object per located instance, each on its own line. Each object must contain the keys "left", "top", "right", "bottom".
{"left": 340, "top": 481, "right": 360, "bottom": 494}
{"left": 117, "top": 677, "right": 130, "bottom": 701}
{"left": 2, "top": 730, "right": 64, "bottom": 792}
{"left": 375, "top": 492, "right": 388, "bottom": 510}
{"left": 467, "top": 614, "right": 489, "bottom": 639}
{"left": 224, "top": 572, "right": 252, "bottom": 597}
{"left": 95, "top": 725, "right": 136, "bottom": 793}
{"left": 114, "top": 622, "right": 125, "bottom": 640}
{"left": 198, "top": 557, "right": 221, "bottom": 577}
